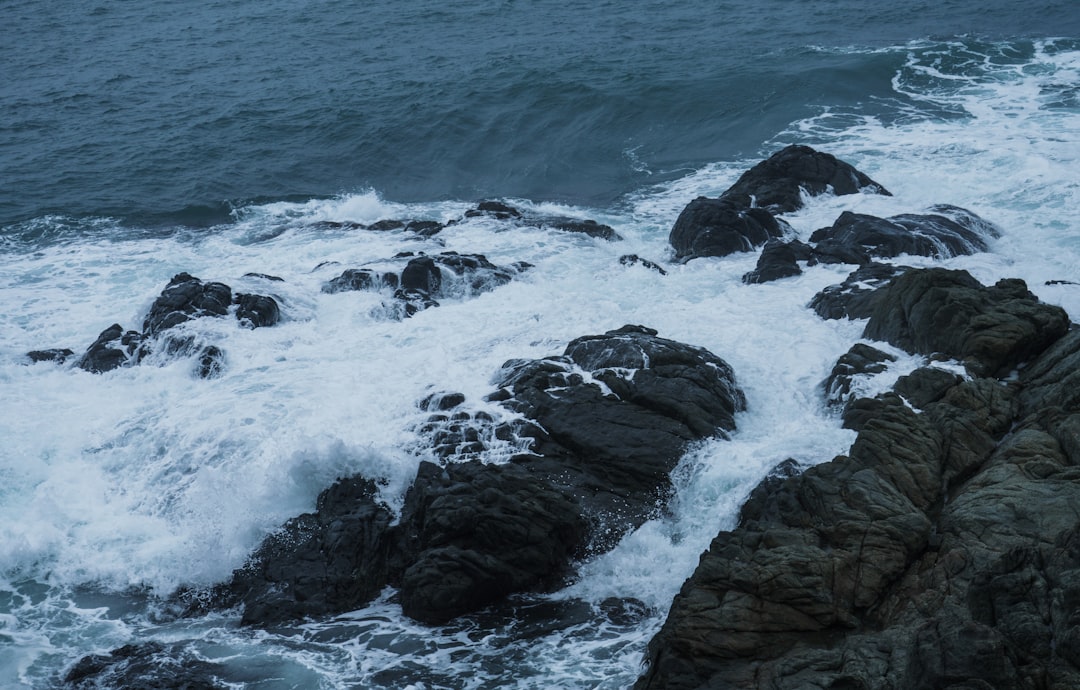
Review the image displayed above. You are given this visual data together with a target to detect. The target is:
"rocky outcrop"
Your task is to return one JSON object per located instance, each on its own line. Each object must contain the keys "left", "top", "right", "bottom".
{"left": 861, "top": 268, "right": 1070, "bottom": 377}
{"left": 670, "top": 145, "right": 889, "bottom": 262}
{"left": 321, "top": 251, "right": 531, "bottom": 317}
{"left": 809, "top": 206, "right": 1000, "bottom": 265}
{"left": 214, "top": 325, "right": 746, "bottom": 626}
{"left": 63, "top": 641, "right": 229, "bottom": 689}
{"left": 636, "top": 270, "right": 1079, "bottom": 690}
{"left": 65, "top": 273, "right": 282, "bottom": 376}
{"left": 742, "top": 239, "right": 813, "bottom": 284}
{"left": 721, "top": 144, "right": 891, "bottom": 214}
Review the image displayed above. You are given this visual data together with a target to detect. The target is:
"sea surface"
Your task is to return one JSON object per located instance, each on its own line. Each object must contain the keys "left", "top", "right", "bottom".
{"left": 2, "top": 1, "right": 1079, "bottom": 687}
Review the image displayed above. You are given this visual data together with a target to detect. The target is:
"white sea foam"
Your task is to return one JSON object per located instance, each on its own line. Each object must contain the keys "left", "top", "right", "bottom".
{"left": 2, "top": 38, "right": 1079, "bottom": 689}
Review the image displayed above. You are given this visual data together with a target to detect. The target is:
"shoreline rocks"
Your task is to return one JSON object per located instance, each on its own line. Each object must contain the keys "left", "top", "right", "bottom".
{"left": 210, "top": 325, "right": 746, "bottom": 627}
{"left": 635, "top": 269, "right": 1079, "bottom": 690}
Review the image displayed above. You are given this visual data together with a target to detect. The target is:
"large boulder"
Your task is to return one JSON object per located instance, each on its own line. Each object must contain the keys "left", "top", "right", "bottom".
{"left": 143, "top": 272, "right": 234, "bottom": 336}
{"left": 720, "top": 144, "right": 891, "bottom": 214}
{"left": 223, "top": 476, "right": 394, "bottom": 626}
{"left": 809, "top": 206, "right": 1000, "bottom": 264}
{"left": 392, "top": 460, "right": 588, "bottom": 625}
{"left": 493, "top": 325, "right": 746, "bottom": 527}
{"left": 76, "top": 323, "right": 144, "bottom": 373}
{"left": 668, "top": 197, "right": 788, "bottom": 262}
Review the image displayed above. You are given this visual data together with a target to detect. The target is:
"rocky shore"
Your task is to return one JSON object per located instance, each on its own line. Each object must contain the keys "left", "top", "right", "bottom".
{"left": 54, "top": 146, "right": 1079, "bottom": 689}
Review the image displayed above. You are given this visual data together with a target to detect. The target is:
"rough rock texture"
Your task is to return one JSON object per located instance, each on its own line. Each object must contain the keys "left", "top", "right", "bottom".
{"left": 76, "top": 323, "right": 144, "bottom": 373}
{"left": 721, "top": 144, "right": 891, "bottom": 214}
{"left": 63, "top": 641, "right": 229, "bottom": 690}
{"left": 821, "top": 341, "right": 897, "bottom": 409}
{"left": 669, "top": 197, "right": 789, "bottom": 262}
{"left": 669, "top": 145, "right": 895, "bottom": 263}
{"left": 809, "top": 206, "right": 999, "bottom": 264}
{"left": 143, "top": 272, "right": 234, "bottom": 336}
{"left": 393, "top": 460, "right": 588, "bottom": 624}
{"left": 636, "top": 299, "right": 1080, "bottom": 690}
{"left": 223, "top": 476, "right": 394, "bottom": 626}
{"left": 809, "top": 262, "right": 907, "bottom": 320}
{"left": 216, "top": 325, "right": 745, "bottom": 626}
{"left": 862, "top": 268, "right": 1070, "bottom": 377}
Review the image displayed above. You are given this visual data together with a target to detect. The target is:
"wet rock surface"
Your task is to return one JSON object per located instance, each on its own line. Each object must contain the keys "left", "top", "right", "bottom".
{"left": 635, "top": 275, "right": 1080, "bottom": 690}
{"left": 209, "top": 325, "right": 746, "bottom": 627}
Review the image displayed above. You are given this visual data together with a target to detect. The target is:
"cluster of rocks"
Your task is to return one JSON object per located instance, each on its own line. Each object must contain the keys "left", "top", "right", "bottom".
{"left": 310, "top": 199, "right": 622, "bottom": 242}
{"left": 202, "top": 325, "right": 746, "bottom": 628}
{"left": 636, "top": 265, "right": 1079, "bottom": 689}
{"left": 59, "top": 145, "right": 1080, "bottom": 689}
{"left": 28, "top": 272, "right": 281, "bottom": 378}
{"left": 668, "top": 144, "right": 1000, "bottom": 286}
{"left": 321, "top": 250, "right": 533, "bottom": 317}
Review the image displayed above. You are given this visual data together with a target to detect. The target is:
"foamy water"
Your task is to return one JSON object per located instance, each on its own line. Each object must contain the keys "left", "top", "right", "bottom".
{"left": 1, "top": 39, "right": 1079, "bottom": 688}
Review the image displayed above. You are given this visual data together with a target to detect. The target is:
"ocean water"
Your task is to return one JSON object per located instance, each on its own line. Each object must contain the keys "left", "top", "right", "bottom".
{"left": 2, "top": 1, "right": 1079, "bottom": 687}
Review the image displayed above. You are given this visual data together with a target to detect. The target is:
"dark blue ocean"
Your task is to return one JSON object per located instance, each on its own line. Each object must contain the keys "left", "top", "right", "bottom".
{"left": 2, "top": 1, "right": 1080, "bottom": 687}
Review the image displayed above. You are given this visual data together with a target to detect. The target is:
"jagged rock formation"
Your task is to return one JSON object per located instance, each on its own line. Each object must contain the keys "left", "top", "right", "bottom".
{"left": 635, "top": 268, "right": 1079, "bottom": 690}
{"left": 212, "top": 325, "right": 746, "bottom": 626}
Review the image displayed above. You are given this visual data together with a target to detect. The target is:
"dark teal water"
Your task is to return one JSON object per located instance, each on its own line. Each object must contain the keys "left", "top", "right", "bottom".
{"left": 3, "top": 0, "right": 1078, "bottom": 227}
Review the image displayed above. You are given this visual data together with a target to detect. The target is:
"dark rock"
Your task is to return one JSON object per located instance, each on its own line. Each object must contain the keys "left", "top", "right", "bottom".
{"left": 721, "top": 144, "right": 891, "bottom": 213}
{"left": 322, "top": 252, "right": 526, "bottom": 314}
{"left": 404, "top": 220, "right": 444, "bottom": 237}
{"left": 743, "top": 239, "right": 811, "bottom": 284}
{"left": 234, "top": 293, "right": 280, "bottom": 329}
{"left": 809, "top": 206, "right": 999, "bottom": 264}
{"left": 76, "top": 324, "right": 143, "bottom": 373}
{"left": 862, "top": 268, "right": 1070, "bottom": 376}
{"left": 400, "top": 256, "right": 442, "bottom": 294}
{"left": 736, "top": 458, "right": 803, "bottom": 527}
{"left": 543, "top": 217, "right": 621, "bottom": 241}
{"left": 392, "top": 460, "right": 588, "bottom": 625}
{"left": 321, "top": 268, "right": 399, "bottom": 294}
{"left": 25, "top": 348, "right": 74, "bottom": 364}
{"left": 636, "top": 291, "right": 1079, "bottom": 690}
{"left": 619, "top": 254, "right": 668, "bottom": 275}
{"left": 367, "top": 219, "right": 406, "bottom": 231}
{"left": 64, "top": 641, "right": 228, "bottom": 690}
{"left": 224, "top": 476, "right": 393, "bottom": 626}
{"left": 222, "top": 326, "right": 746, "bottom": 627}
{"left": 242, "top": 272, "right": 285, "bottom": 282}
{"left": 196, "top": 345, "right": 225, "bottom": 380}
{"left": 668, "top": 196, "right": 789, "bottom": 262}
{"left": 893, "top": 366, "right": 963, "bottom": 409}
{"left": 599, "top": 597, "right": 651, "bottom": 626}
{"left": 821, "top": 342, "right": 897, "bottom": 407}
{"left": 142, "top": 273, "right": 232, "bottom": 337}
{"left": 808, "top": 262, "right": 906, "bottom": 320}
{"left": 465, "top": 200, "right": 523, "bottom": 220}
{"left": 496, "top": 325, "right": 746, "bottom": 541}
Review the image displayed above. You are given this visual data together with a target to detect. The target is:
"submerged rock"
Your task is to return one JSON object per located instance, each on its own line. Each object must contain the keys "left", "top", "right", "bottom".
{"left": 321, "top": 251, "right": 530, "bottom": 317}
{"left": 64, "top": 641, "right": 229, "bottom": 690}
{"left": 462, "top": 200, "right": 622, "bottom": 240}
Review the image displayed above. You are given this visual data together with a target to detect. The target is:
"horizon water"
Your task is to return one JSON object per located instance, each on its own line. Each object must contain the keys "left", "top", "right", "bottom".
{"left": 2, "top": 2, "right": 1080, "bottom": 688}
